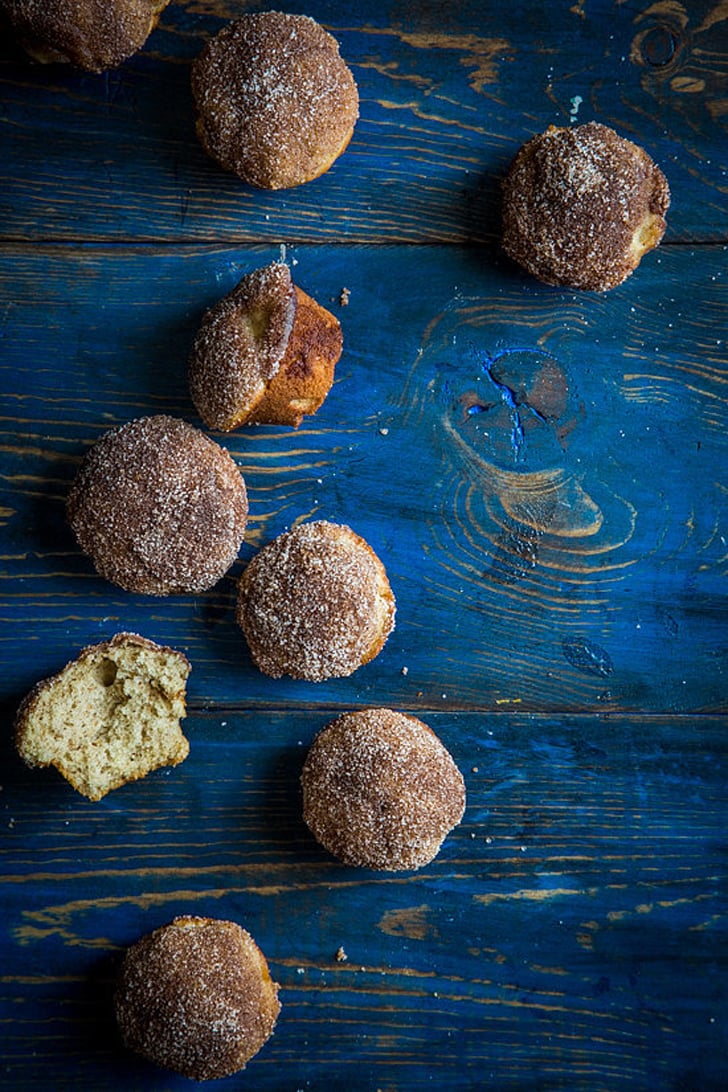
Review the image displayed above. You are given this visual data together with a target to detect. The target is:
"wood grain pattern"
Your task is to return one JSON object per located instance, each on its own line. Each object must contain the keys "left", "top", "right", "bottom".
{"left": 1, "top": 243, "right": 725, "bottom": 713}
{"left": 1, "top": 711, "right": 726, "bottom": 1090}
{"left": 1, "top": 0, "right": 726, "bottom": 1088}
{"left": 0, "top": 0, "right": 726, "bottom": 244}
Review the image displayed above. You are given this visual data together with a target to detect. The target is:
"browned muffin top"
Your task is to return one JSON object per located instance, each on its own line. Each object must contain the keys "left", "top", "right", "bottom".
{"left": 189, "top": 261, "right": 297, "bottom": 431}
{"left": 502, "top": 122, "right": 670, "bottom": 291}
{"left": 2, "top": 0, "right": 170, "bottom": 72}
{"left": 191, "top": 11, "right": 359, "bottom": 189}
{"left": 115, "top": 915, "right": 281, "bottom": 1081}
{"left": 301, "top": 708, "right": 466, "bottom": 871}
{"left": 237, "top": 521, "right": 395, "bottom": 681}
{"left": 67, "top": 415, "right": 248, "bottom": 596}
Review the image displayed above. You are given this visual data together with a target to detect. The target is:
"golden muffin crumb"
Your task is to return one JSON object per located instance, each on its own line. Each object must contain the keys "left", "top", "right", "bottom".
{"left": 15, "top": 633, "right": 190, "bottom": 801}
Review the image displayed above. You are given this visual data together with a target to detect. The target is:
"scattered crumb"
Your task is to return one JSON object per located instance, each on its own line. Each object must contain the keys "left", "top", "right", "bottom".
{"left": 296, "top": 967, "right": 305, "bottom": 975}
{"left": 339, "top": 287, "right": 350, "bottom": 306}
{"left": 472, "top": 766, "right": 479, "bottom": 773}
{"left": 401, "top": 666, "right": 409, "bottom": 676}
{"left": 335, "top": 946, "right": 348, "bottom": 962}
{"left": 379, "top": 427, "right": 389, "bottom": 436}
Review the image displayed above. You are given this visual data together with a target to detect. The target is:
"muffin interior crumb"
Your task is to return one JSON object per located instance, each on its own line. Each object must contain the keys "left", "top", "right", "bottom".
{"left": 16, "top": 635, "right": 190, "bottom": 800}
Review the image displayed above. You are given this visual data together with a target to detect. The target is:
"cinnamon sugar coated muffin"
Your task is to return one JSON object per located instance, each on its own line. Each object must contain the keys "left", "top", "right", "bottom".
{"left": 67, "top": 415, "right": 248, "bottom": 595}
{"left": 502, "top": 122, "right": 670, "bottom": 291}
{"left": 1, "top": 0, "right": 170, "bottom": 72}
{"left": 191, "top": 11, "right": 359, "bottom": 189}
{"left": 115, "top": 916, "right": 281, "bottom": 1080}
{"left": 301, "top": 708, "right": 466, "bottom": 871}
{"left": 14, "top": 632, "right": 190, "bottom": 801}
{"left": 189, "top": 262, "right": 342, "bottom": 431}
{"left": 237, "top": 521, "right": 395, "bottom": 681}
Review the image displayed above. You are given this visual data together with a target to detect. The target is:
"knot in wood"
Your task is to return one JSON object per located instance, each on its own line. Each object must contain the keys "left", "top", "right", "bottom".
{"left": 639, "top": 25, "right": 678, "bottom": 68}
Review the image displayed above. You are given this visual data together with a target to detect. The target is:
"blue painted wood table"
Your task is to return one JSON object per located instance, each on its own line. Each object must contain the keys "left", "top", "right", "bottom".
{"left": 1, "top": 1, "right": 726, "bottom": 1089}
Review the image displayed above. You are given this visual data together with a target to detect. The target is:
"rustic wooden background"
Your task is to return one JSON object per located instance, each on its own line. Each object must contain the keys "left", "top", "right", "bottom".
{"left": 1, "top": 1, "right": 726, "bottom": 1089}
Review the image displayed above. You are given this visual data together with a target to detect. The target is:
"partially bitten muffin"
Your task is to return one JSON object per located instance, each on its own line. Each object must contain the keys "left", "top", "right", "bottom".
{"left": 189, "top": 262, "right": 342, "bottom": 431}
{"left": 115, "top": 916, "right": 281, "bottom": 1080}
{"left": 301, "top": 708, "right": 466, "bottom": 871}
{"left": 502, "top": 122, "right": 670, "bottom": 291}
{"left": 67, "top": 415, "right": 248, "bottom": 595}
{"left": 191, "top": 11, "right": 359, "bottom": 189}
{"left": 1, "top": 0, "right": 170, "bottom": 72}
{"left": 14, "top": 632, "right": 190, "bottom": 801}
{"left": 237, "top": 520, "right": 395, "bottom": 682}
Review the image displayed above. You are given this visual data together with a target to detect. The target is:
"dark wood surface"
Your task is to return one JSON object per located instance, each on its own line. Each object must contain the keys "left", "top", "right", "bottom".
{"left": 1, "top": 2, "right": 726, "bottom": 1089}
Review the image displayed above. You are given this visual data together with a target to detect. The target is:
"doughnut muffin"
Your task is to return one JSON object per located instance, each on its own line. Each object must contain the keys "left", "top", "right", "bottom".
{"left": 301, "top": 708, "right": 466, "bottom": 871}
{"left": 115, "top": 915, "right": 281, "bottom": 1080}
{"left": 189, "top": 262, "right": 343, "bottom": 431}
{"left": 191, "top": 11, "right": 359, "bottom": 189}
{"left": 14, "top": 632, "right": 190, "bottom": 801}
{"left": 237, "top": 520, "right": 395, "bottom": 681}
{"left": 502, "top": 122, "right": 670, "bottom": 291}
{"left": 1, "top": 0, "right": 170, "bottom": 73}
{"left": 67, "top": 415, "right": 248, "bottom": 595}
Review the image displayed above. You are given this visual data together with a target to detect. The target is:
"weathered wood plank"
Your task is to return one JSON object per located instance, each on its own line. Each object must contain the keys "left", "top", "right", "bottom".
{"left": 1, "top": 711, "right": 725, "bottom": 1090}
{"left": 0, "top": 0, "right": 726, "bottom": 244}
{"left": 1, "top": 243, "right": 725, "bottom": 714}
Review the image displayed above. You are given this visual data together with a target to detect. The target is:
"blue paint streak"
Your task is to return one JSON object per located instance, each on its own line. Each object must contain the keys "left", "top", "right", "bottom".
{"left": 475, "top": 346, "right": 559, "bottom": 460}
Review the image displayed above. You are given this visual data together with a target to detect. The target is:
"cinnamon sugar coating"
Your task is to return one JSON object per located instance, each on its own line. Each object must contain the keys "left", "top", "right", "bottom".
{"left": 67, "top": 415, "right": 248, "bottom": 596}
{"left": 115, "top": 916, "right": 280, "bottom": 1080}
{"left": 191, "top": 11, "right": 359, "bottom": 189}
{"left": 237, "top": 521, "right": 395, "bottom": 681}
{"left": 189, "top": 261, "right": 342, "bottom": 431}
{"left": 502, "top": 122, "right": 670, "bottom": 291}
{"left": 302, "top": 708, "right": 466, "bottom": 871}
{"left": 1, "top": 0, "right": 170, "bottom": 72}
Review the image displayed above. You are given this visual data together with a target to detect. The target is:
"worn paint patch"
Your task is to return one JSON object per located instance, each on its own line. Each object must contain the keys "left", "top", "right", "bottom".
{"left": 394, "top": 31, "right": 511, "bottom": 91}
{"left": 14, "top": 888, "right": 231, "bottom": 946}
{"left": 378, "top": 904, "right": 437, "bottom": 940}
{"left": 474, "top": 886, "right": 590, "bottom": 907}
{"left": 576, "top": 920, "right": 600, "bottom": 950}
{"left": 561, "top": 637, "right": 615, "bottom": 678}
